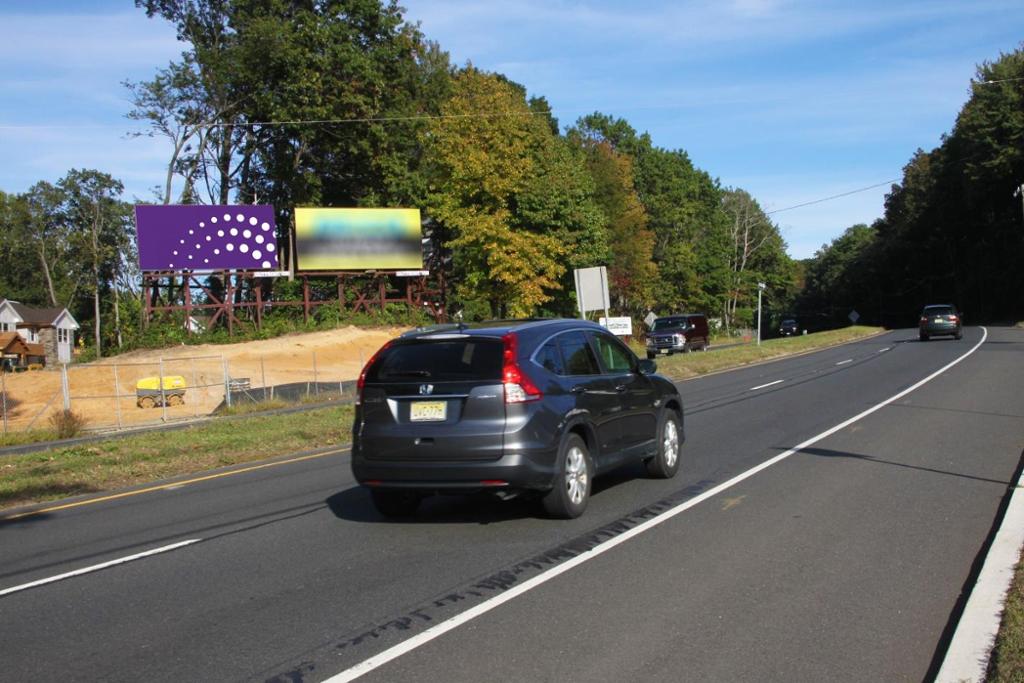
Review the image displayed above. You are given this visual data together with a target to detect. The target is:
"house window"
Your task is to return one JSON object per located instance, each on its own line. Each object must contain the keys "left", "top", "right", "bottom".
{"left": 0, "top": 322, "right": 11, "bottom": 332}
{"left": 58, "top": 328, "right": 70, "bottom": 344}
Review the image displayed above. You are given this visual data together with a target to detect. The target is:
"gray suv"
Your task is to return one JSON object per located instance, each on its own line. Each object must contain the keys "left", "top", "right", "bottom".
{"left": 351, "top": 319, "right": 684, "bottom": 519}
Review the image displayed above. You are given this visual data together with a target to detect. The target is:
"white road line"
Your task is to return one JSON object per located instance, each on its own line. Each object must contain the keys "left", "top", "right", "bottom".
{"left": 937, "top": 465, "right": 1024, "bottom": 682}
{"left": 836, "top": 359, "right": 853, "bottom": 365}
{"left": 749, "top": 380, "right": 784, "bottom": 391}
{"left": 0, "top": 539, "right": 201, "bottom": 598}
{"left": 325, "top": 328, "right": 988, "bottom": 683}
{"left": 879, "top": 347, "right": 891, "bottom": 353}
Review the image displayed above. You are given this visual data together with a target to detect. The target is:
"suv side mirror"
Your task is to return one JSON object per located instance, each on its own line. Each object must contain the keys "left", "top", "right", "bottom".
{"left": 637, "top": 359, "right": 657, "bottom": 375}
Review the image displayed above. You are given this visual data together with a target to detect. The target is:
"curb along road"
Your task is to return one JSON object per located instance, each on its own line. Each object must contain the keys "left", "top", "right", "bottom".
{"left": 937, "top": 457, "right": 1024, "bottom": 682}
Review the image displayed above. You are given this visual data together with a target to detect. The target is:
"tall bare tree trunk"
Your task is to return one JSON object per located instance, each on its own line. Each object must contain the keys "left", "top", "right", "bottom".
{"left": 38, "top": 244, "right": 58, "bottom": 307}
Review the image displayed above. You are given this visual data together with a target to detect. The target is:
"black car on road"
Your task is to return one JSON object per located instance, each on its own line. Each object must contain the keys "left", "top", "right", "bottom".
{"left": 352, "top": 319, "right": 684, "bottom": 519}
{"left": 778, "top": 318, "right": 799, "bottom": 336}
{"left": 919, "top": 304, "right": 962, "bottom": 341}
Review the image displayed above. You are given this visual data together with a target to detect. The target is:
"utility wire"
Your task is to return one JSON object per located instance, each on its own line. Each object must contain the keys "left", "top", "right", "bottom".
{"left": 765, "top": 179, "right": 899, "bottom": 216}
{"left": 973, "top": 76, "right": 1024, "bottom": 85}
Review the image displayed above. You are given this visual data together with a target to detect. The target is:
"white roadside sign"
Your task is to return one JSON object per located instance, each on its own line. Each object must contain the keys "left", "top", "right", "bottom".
{"left": 599, "top": 316, "right": 633, "bottom": 336}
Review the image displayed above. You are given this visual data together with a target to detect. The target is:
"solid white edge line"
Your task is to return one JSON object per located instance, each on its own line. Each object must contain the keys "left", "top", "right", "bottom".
{"left": 836, "top": 359, "right": 854, "bottom": 365}
{"left": 0, "top": 539, "right": 202, "bottom": 598}
{"left": 937, "top": 436, "right": 1024, "bottom": 678}
{"left": 749, "top": 379, "right": 784, "bottom": 391}
{"left": 326, "top": 327, "right": 989, "bottom": 683}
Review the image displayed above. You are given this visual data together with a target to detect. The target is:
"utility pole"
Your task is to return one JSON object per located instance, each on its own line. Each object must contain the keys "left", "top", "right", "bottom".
{"left": 757, "top": 282, "right": 766, "bottom": 346}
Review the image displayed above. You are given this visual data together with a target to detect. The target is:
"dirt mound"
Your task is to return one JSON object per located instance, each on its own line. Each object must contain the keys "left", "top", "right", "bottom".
{"left": 1, "top": 325, "right": 402, "bottom": 433}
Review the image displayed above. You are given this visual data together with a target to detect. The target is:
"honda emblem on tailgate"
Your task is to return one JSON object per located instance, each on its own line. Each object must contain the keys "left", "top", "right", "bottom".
{"left": 419, "top": 384, "right": 434, "bottom": 395}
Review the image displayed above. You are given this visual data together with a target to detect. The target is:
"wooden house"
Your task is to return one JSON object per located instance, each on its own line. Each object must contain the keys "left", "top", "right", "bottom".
{"left": 0, "top": 299, "right": 80, "bottom": 366}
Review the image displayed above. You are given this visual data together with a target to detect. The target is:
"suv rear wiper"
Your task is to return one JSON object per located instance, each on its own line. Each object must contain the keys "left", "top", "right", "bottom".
{"left": 383, "top": 370, "right": 432, "bottom": 378}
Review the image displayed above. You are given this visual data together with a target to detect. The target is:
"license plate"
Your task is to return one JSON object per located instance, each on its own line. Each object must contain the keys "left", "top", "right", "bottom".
{"left": 410, "top": 400, "right": 446, "bottom": 422}
{"left": 934, "top": 317, "right": 943, "bottom": 323}
{"left": 660, "top": 349, "right": 669, "bottom": 355}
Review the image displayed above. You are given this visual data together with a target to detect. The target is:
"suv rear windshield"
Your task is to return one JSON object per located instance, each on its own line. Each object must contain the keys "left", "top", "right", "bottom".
{"left": 652, "top": 317, "right": 690, "bottom": 331}
{"left": 368, "top": 338, "right": 503, "bottom": 382}
{"left": 923, "top": 306, "right": 954, "bottom": 316}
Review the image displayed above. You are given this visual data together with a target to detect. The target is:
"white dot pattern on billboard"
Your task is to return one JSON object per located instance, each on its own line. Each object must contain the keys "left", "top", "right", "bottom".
{"left": 162, "top": 210, "right": 280, "bottom": 270}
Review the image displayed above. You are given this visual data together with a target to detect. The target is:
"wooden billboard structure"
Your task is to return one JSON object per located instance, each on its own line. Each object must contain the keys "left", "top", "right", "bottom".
{"left": 142, "top": 270, "right": 447, "bottom": 334}
{"left": 139, "top": 207, "right": 447, "bottom": 334}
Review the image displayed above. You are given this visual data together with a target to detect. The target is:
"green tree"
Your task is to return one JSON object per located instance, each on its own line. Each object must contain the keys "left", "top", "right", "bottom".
{"left": 721, "top": 189, "right": 795, "bottom": 330}
{"left": 59, "top": 170, "right": 134, "bottom": 357}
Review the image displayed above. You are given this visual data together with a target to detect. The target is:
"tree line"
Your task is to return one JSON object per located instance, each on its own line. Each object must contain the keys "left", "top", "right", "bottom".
{"left": 799, "top": 46, "right": 1024, "bottom": 327}
{"left": 2, "top": 2, "right": 1019, "bottom": 358}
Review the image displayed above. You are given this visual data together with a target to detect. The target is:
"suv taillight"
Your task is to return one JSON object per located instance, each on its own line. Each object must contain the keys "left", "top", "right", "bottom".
{"left": 502, "top": 332, "right": 542, "bottom": 404}
{"left": 356, "top": 341, "right": 392, "bottom": 405}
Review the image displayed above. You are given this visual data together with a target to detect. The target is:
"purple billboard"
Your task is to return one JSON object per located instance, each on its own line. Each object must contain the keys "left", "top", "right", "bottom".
{"left": 135, "top": 205, "right": 281, "bottom": 271}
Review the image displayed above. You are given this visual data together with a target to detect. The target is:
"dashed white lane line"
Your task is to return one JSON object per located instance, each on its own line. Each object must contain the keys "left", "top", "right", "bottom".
{"left": 0, "top": 539, "right": 201, "bottom": 598}
{"left": 325, "top": 329, "right": 988, "bottom": 683}
{"left": 749, "top": 380, "right": 784, "bottom": 391}
{"left": 879, "top": 347, "right": 891, "bottom": 353}
{"left": 836, "top": 359, "right": 853, "bottom": 365}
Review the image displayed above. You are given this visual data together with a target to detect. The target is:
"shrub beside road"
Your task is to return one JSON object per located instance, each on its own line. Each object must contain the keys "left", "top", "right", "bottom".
{"left": 636, "top": 325, "right": 883, "bottom": 380}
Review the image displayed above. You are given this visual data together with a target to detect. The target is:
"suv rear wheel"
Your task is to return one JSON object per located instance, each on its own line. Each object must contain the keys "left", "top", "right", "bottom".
{"left": 542, "top": 434, "right": 591, "bottom": 519}
{"left": 645, "top": 410, "right": 681, "bottom": 479}
{"left": 370, "top": 489, "right": 422, "bottom": 517}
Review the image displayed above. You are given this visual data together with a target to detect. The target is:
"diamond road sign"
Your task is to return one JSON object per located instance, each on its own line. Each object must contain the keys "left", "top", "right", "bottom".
{"left": 644, "top": 312, "right": 657, "bottom": 327}
{"left": 849, "top": 310, "right": 860, "bottom": 323}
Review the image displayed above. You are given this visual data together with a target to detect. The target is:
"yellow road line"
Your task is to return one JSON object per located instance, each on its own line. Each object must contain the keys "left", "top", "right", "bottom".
{"left": 1, "top": 447, "right": 349, "bottom": 522}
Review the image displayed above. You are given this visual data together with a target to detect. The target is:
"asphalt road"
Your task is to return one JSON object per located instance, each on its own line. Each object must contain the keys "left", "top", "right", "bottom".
{"left": 1, "top": 326, "right": 1022, "bottom": 682}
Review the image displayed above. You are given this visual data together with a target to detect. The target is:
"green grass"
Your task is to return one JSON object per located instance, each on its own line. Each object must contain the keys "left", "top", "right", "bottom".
{"left": 987, "top": 555, "right": 1024, "bottom": 681}
{"left": 0, "top": 404, "right": 354, "bottom": 511}
{"left": 637, "top": 326, "right": 883, "bottom": 381}
{"left": 0, "top": 428, "right": 61, "bottom": 449}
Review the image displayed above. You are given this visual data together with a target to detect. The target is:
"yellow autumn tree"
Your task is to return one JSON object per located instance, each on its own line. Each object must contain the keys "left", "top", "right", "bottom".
{"left": 424, "top": 67, "right": 566, "bottom": 318}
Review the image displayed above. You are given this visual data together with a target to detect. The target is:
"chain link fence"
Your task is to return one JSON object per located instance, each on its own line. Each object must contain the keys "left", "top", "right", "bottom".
{"left": 0, "top": 350, "right": 361, "bottom": 436}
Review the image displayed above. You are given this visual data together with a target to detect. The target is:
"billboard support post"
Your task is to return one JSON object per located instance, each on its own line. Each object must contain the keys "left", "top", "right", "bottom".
{"left": 226, "top": 274, "right": 235, "bottom": 336}
{"left": 302, "top": 277, "right": 311, "bottom": 324}
{"left": 184, "top": 279, "right": 193, "bottom": 335}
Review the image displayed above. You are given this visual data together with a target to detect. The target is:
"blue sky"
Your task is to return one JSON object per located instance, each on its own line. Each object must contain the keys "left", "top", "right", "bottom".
{"left": 1, "top": 1, "right": 1021, "bottom": 258}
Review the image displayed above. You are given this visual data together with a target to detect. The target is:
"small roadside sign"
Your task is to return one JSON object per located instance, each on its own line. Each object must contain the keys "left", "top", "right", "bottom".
{"left": 599, "top": 317, "right": 633, "bottom": 336}
{"left": 849, "top": 309, "right": 860, "bottom": 324}
{"left": 644, "top": 311, "right": 657, "bottom": 328}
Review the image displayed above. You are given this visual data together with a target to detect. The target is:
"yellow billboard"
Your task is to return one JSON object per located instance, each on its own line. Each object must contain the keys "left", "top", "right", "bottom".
{"left": 294, "top": 208, "right": 423, "bottom": 271}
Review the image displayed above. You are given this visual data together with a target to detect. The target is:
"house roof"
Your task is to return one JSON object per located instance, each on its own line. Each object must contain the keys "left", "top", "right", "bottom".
{"left": 0, "top": 332, "right": 31, "bottom": 356}
{"left": 0, "top": 299, "right": 79, "bottom": 329}
{"left": 0, "top": 299, "right": 23, "bottom": 324}
{"left": 26, "top": 342, "right": 45, "bottom": 357}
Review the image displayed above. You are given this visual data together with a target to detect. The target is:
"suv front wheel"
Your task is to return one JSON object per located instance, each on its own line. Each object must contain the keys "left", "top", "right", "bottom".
{"left": 645, "top": 409, "right": 681, "bottom": 479}
{"left": 542, "top": 433, "right": 592, "bottom": 519}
